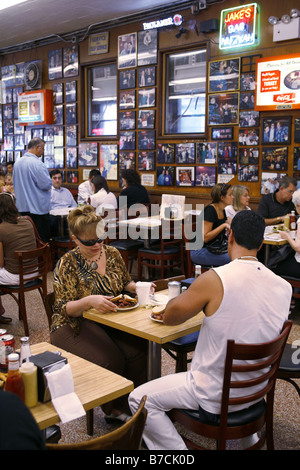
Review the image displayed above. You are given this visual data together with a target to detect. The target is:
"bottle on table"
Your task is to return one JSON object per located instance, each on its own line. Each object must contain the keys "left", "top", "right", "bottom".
{"left": 195, "top": 265, "right": 201, "bottom": 277}
{"left": 20, "top": 361, "right": 38, "bottom": 408}
{"left": 290, "top": 211, "right": 296, "bottom": 231}
{"left": 284, "top": 214, "right": 290, "bottom": 230}
{"left": 19, "top": 336, "right": 31, "bottom": 365}
{"left": 5, "top": 353, "right": 25, "bottom": 402}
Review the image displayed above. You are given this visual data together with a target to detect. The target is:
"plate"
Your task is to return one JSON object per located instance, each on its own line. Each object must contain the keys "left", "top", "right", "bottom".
{"left": 149, "top": 313, "right": 163, "bottom": 323}
{"left": 116, "top": 302, "right": 139, "bottom": 311}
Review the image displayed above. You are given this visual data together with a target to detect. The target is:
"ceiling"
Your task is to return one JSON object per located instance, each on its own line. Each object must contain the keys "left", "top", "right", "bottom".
{"left": 0, "top": 0, "right": 200, "bottom": 54}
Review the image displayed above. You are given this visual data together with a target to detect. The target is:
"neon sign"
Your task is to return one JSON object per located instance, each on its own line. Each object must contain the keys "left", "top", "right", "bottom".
{"left": 143, "top": 14, "right": 183, "bottom": 30}
{"left": 219, "top": 3, "right": 258, "bottom": 50}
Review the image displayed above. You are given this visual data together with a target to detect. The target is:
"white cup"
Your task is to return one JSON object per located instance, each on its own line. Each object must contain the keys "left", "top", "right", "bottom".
{"left": 136, "top": 281, "right": 152, "bottom": 306}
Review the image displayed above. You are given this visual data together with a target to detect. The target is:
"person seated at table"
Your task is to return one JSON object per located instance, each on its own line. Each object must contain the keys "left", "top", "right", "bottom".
{"left": 118, "top": 169, "right": 150, "bottom": 212}
{"left": 49, "top": 169, "right": 77, "bottom": 237}
{"left": 129, "top": 210, "right": 292, "bottom": 450}
{"left": 50, "top": 205, "right": 148, "bottom": 421}
{"left": 190, "top": 183, "right": 233, "bottom": 267}
{"left": 225, "top": 184, "right": 251, "bottom": 219}
{"left": 0, "top": 192, "right": 36, "bottom": 324}
{"left": 77, "top": 169, "right": 101, "bottom": 205}
{"left": 89, "top": 175, "right": 117, "bottom": 215}
{"left": 3, "top": 174, "right": 14, "bottom": 195}
{"left": 257, "top": 175, "right": 296, "bottom": 226}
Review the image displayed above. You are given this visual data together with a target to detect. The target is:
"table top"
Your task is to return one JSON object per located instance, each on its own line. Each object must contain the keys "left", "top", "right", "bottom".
{"left": 49, "top": 207, "right": 73, "bottom": 216}
{"left": 263, "top": 225, "right": 295, "bottom": 246}
{"left": 29, "top": 342, "right": 133, "bottom": 430}
{"left": 83, "top": 290, "right": 204, "bottom": 344}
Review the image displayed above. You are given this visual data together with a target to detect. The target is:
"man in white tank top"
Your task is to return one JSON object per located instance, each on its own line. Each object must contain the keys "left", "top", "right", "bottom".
{"left": 129, "top": 211, "right": 292, "bottom": 450}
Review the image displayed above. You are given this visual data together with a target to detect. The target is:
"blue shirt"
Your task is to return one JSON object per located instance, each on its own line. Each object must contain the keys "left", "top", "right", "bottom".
{"left": 13, "top": 153, "right": 52, "bottom": 214}
{"left": 50, "top": 186, "right": 77, "bottom": 210}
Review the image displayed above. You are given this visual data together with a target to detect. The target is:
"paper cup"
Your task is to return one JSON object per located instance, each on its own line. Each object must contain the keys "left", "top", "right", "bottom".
{"left": 136, "top": 281, "right": 152, "bottom": 306}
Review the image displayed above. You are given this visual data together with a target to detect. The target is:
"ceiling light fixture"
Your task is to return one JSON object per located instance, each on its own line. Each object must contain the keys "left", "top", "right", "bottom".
{"left": 0, "top": 0, "right": 28, "bottom": 11}
{"left": 268, "top": 16, "right": 279, "bottom": 25}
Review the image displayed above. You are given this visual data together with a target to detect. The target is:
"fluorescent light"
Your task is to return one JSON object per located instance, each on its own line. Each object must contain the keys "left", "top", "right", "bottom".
{"left": 0, "top": 0, "right": 28, "bottom": 11}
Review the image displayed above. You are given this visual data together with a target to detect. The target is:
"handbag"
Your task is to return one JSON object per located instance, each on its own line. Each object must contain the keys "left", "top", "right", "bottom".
{"left": 267, "top": 244, "right": 294, "bottom": 269}
{"left": 206, "top": 233, "right": 228, "bottom": 255}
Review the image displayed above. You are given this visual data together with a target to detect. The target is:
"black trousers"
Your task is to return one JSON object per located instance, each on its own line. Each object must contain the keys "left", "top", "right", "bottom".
{"left": 20, "top": 212, "right": 51, "bottom": 243}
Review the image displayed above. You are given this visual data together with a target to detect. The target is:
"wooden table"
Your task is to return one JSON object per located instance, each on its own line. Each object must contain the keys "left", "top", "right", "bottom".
{"left": 29, "top": 342, "right": 133, "bottom": 430}
{"left": 83, "top": 290, "right": 204, "bottom": 380}
{"left": 263, "top": 226, "right": 290, "bottom": 264}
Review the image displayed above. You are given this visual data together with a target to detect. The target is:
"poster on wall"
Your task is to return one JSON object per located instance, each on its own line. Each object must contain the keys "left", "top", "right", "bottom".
{"left": 255, "top": 53, "right": 300, "bottom": 111}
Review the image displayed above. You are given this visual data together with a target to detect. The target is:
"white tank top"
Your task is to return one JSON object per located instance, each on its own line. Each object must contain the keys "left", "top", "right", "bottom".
{"left": 189, "top": 258, "right": 292, "bottom": 414}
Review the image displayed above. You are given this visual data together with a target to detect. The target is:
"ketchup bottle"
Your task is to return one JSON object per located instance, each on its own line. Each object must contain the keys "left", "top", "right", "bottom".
{"left": 290, "top": 211, "right": 296, "bottom": 231}
{"left": 5, "top": 353, "right": 25, "bottom": 403}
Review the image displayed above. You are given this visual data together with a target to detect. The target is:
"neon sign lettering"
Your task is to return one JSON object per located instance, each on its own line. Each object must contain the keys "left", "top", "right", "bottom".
{"left": 219, "top": 3, "right": 258, "bottom": 50}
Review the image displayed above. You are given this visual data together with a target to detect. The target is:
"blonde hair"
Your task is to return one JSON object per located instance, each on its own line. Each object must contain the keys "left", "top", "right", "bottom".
{"left": 232, "top": 185, "right": 249, "bottom": 212}
{"left": 67, "top": 205, "right": 102, "bottom": 237}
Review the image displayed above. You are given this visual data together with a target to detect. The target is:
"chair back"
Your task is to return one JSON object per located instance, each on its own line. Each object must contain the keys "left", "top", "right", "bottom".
{"left": 44, "top": 291, "right": 55, "bottom": 329}
{"left": 23, "top": 215, "right": 45, "bottom": 248}
{"left": 15, "top": 244, "right": 50, "bottom": 295}
{"left": 46, "top": 395, "right": 147, "bottom": 450}
{"left": 154, "top": 275, "right": 186, "bottom": 292}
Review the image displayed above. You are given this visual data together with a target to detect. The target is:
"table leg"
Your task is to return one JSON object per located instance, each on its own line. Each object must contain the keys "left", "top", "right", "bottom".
{"left": 147, "top": 341, "right": 161, "bottom": 381}
{"left": 264, "top": 245, "right": 270, "bottom": 265}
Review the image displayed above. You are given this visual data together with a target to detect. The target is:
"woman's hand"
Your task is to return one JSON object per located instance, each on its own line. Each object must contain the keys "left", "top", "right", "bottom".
{"left": 88, "top": 295, "right": 118, "bottom": 313}
{"left": 279, "top": 231, "right": 291, "bottom": 241}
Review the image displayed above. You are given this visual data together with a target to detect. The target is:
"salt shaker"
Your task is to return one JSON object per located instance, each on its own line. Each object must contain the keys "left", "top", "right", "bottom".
{"left": 19, "top": 336, "right": 31, "bottom": 365}
{"left": 168, "top": 281, "right": 181, "bottom": 300}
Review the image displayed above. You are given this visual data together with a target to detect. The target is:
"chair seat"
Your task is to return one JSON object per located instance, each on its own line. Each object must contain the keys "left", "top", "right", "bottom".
{"left": 138, "top": 245, "right": 181, "bottom": 255}
{"left": 169, "top": 331, "right": 199, "bottom": 346}
{"left": 0, "top": 278, "right": 42, "bottom": 290}
{"left": 110, "top": 240, "right": 144, "bottom": 251}
{"left": 176, "top": 400, "right": 266, "bottom": 428}
{"left": 279, "top": 343, "right": 300, "bottom": 372}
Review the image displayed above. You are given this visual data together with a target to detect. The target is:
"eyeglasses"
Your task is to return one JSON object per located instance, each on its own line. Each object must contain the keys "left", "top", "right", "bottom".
{"left": 76, "top": 235, "right": 104, "bottom": 246}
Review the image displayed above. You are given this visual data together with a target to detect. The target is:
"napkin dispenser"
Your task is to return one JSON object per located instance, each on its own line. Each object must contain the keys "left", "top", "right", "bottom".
{"left": 29, "top": 351, "right": 68, "bottom": 402}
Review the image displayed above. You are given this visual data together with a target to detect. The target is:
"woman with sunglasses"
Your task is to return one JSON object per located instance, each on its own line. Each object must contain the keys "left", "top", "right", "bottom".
{"left": 190, "top": 183, "right": 233, "bottom": 268}
{"left": 50, "top": 205, "right": 147, "bottom": 422}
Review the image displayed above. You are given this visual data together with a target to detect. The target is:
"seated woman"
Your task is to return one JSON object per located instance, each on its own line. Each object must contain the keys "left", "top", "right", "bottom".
{"left": 0, "top": 192, "right": 36, "bottom": 324}
{"left": 50, "top": 205, "right": 148, "bottom": 420}
{"left": 225, "top": 184, "right": 251, "bottom": 220}
{"left": 190, "top": 183, "right": 233, "bottom": 267}
{"left": 118, "top": 169, "right": 150, "bottom": 210}
{"left": 89, "top": 175, "right": 117, "bottom": 215}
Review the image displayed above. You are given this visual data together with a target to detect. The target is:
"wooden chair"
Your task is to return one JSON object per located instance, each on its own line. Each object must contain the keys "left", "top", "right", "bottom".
{"left": 49, "top": 234, "right": 75, "bottom": 270}
{"left": 23, "top": 215, "right": 46, "bottom": 248}
{"left": 167, "top": 320, "right": 292, "bottom": 450}
{"left": 46, "top": 395, "right": 147, "bottom": 450}
{"left": 277, "top": 343, "right": 300, "bottom": 397}
{"left": 0, "top": 244, "right": 50, "bottom": 336}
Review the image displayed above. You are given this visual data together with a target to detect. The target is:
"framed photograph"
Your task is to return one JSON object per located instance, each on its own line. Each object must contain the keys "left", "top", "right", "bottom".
{"left": 119, "top": 151, "right": 136, "bottom": 170}
{"left": 15, "top": 62, "right": 25, "bottom": 86}
{"left": 3, "top": 89, "right": 13, "bottom": 104}
{"left": 7, "top": 151, "right": 14, "bottom": 162}
{"left": 157, "top": 144, "right": 175, "bottom": 164}
{"left": 12, "top": 87, "right": 22, "bottom": 103}
{"left": 137, "top": 29, "right": 158, "bottom": 66}
{"left": 238, "top": 165, "right": 259, "bottom": 182}
{"left": 261, "top": 172, "right": 285, "bottom": 194}
{"left": 196, "top": 142, "right": 217, "bottom": 164}
{"left": 14, "top": 151, "right": 21, "bottom": 161}
{"left": 195, "top": 166, "right": 217, "bottom": 187}
{"left": 211, "top": 127, "right": 233, "bottom": 140}
{"left": 119, "top": 111, "right": 135, "bottom": 130}
{"left": 138, "top": 130, "right": 155, "bottom": 150}
{"left": 138, "top": 66, "right": 156, "bottom": 87}
{"left": 119, "top": 90, "right": 135, "bottom": 109}
{"left": 53, "top": 105, "right": 63, "bottom": 125}
{"left": 1, "top": 65, "right": 16, "bottom": 87}
{"left": 3, "top": 135, "right": 14, "bottom": 151}
{"left": 3, "top": 119, "right": 14, "bottom": 135}
{"left": 48, "top": 49, "right": 62, "bottom": 80}
{"left": 63, "top": 45, "right": 79, "bottom": 78}
{"left": 44, "top": 142, "right": 54, "bottom": 156}
{"left": 65, "top": 81, "right": 77, "bottom": 102}
{"left": 14, "top": 134, "right": 25, "bottom": 150}
{"left": 208, "top": 58, "right": 240, "bottom": 93}
{"left": 208, "top": 93, "right": 239, "bottom": 125}
{"left": 176, "top": 143, "right": 195, "bottom": 164}
{"left": 293, "top": 147, "right": 300, "bottom": 170}
{"left": 31, "top": 128, "right": 44, "bottom": 139}
{"left": 137, "top": 109, "right": 155, "bottom": 129}
{"left": 78, "top": 142, "right": 98, "bottom": 167}
{"left": 100, "top": 144, "right": 118, "bottom": 180}
{"left": 54, "top": 147, "right": 64, "bottom": 168}
{"left": 293, "top": 171, "right": 300, "bottom": 190}
{"left": 66, "top": 103, "right": 77, "bottom": 124}
{"left": 218, "top": 142, "right": 237, "bottom": 175}
{"left": 119, "top": 131, "right": 135, "bottom": 150}
{"left": 156, "top": 166, "right": 175, "bottom": 186}
{"left": 44, "top": 156, "right": 55, "bottom": 169}
{"left": 239, "top": 111, "right": 260, "bottom": 128}
{"left": 44, "top": 128, "right": 54, "bottom": 142}
{"left": 118, "top": 33, "right": 137, "bottom": 69}
{"left": 261, "top": 147, "right": 288, "bottom": 171}
{"left": 238, "top": 128, "right": 259, "bottom": 146}
{"left": 67, "top": 171, "right": 78, "bottom": 184}
{"left": 119, "top": 70, "right": 136, "bottom": 89}
{"left": 66, "top": 147, "right": 77, "bottom": 168}
{"left": 239, "top": 92, "right": 255, "bottom": 110}
{"left": 295, "top": 118, "right": 300, "bottom": 143}
{"left": 138, "top": 151, "right": 155, "bottom": 171}
{"left": 261, "top": 116, "right": 291, "bottom": 145}
{"left": 66, "top": 125, "right": 77, "bottom": 146}
{"left": 240, "top": 72, "right": 256, "bottom": 91}
{"left": 53, "top": 126, "right": 64, "bottom": 146}
{"left": 239, "top": 147, "right": 259, "bottom": 165}
{"left": 3, "top": 104, "right": 13, "bottom": 120}
{"left": 176, "top": 167, "right": 195, "bottom": 187}
{"left": 52, "top": 83, "right": 63, "bottom": 104}
{"left": 138, "top": 87, "right": 155, "bottom": 108}
{"left": 14, "top": 120, "right": 24, "bottom": 135}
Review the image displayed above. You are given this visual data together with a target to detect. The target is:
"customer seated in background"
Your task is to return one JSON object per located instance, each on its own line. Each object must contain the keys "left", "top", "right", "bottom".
{"left": 77, "top": 169, "right": 101, "bottom": 205}
{"left": 89, "top": 175, "right": 117, "bottom": 215}
{"left": 190, "top": 183, "right": 233, "bottom": 267}
{"left": 225, "top": 184, "right": 251, "bottom": 219}
{"left": 50, "top": 205, "right": 148, "bottom": 421}
{"left": 118, "top": 169, "right": 150, "bottom": 210}
{"left": 3, "top": 174, "right": 14, "bottom": 195}
{"left": 257, "top": 175, "right": 296, "bottom": 226}
{"left": 129, "top": 210, "right": 292, "bottom": 450}
{"left": 0, "top": 192, "right": 36, "bottom": 324}
{"left": 49, "top": 169, "right": 77, "bottom": 237}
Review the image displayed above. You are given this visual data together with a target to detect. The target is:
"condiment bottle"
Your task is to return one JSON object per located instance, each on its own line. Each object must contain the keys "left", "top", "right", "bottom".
{"left": 20, "top": 361, "right": 38, "bottom": 408}
{"left": 284, "top": 214, "right": 290, "bottom": 230}
{"left": 195, "top": 265, "right": 201, "bottom": 277}
{"left": 19, "top": 336, "right": 31, "bottom": 365}
{"left": 5, "top": 353, "right": 25, "bottom": 402}
{"left": 290, "top": 211, "right": 296, "bottom": 231}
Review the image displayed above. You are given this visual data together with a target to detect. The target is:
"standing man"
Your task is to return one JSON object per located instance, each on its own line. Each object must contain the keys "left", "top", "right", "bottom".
{"left": 13, "top": 137, "right": 52, "bottom": 242}
{"left": 257, "top": 175, "right": 296, "bottom": 226}
{"left": 77, "top": 169, "right": 101, "bottom": 205}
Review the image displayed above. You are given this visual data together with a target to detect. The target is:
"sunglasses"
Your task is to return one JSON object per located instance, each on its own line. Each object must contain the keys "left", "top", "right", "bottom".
{"left": 76, "top": 235, "right": 104, "bottom": 246}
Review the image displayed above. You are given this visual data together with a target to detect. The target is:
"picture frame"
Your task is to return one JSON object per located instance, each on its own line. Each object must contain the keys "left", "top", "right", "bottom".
{"left": 238, "top": 165, "right": 259, "bottom": 182}
{"left": 240, "top": 72, "right": 256, "bottom": 91}
{"left": 119, "top": 151, "right": 136, "bottom": 170}
{"left": 196, "top": 142, "right": 217, "bottom": 164}
{"left": 52, "top": 83, "right": 63, "bottom": 104}
{"left": 48, "top": 49, "right": 62, "bottom": 80}
{"left": 261, "top": 147, "right": 288, "bottom": 171}
{"left": 67, "top": 171, "right": 78, "bottom": 184}
{"left": 3, "top": 88, "right": 13, "bottom": 104}
{"left": 261, "top": 172, "right": 285, "bottom": 195}
{"left": 157, "top": 144, "right": 175, "bottom": 164}
{"left": 44, "top": 142, "right": 54, "bottom": 156}
{"left": 156, "top": 166, "right": 175, "bottom": 186}
{"left": 238, "top": 128, "right": 259, "bottom": 146}
{"left": 118, "top": 33, "right": 137, "bottom": 69}
{"left": 44, "top": 128, "right": 54, "bottom": 142}
{"left": 65, "top": 80, "right": 77, "bottom": 102}
{"left": 78, "top": 142, "right": 98, "bottom": 167}
{"left": 208, "top": 93, "right": 239, "bottom": 125}
{"left": 44, "top": 156, "right": 55, "bottom": 169}
{"left": 15, "top": 63, "right": 25, "bottom": 86}
{"left": 195, "top": 166, "right": 216, "bottom": 187}
{"left": 208, "top": 58, "right": 240, "bottom": 93}
{"left": 3, "top": 119, "right": 14, "bottom": 135}
{"left": 119, "top": 110, "right": 135, "bottom": 130}
{"left": 6, "top": 150, "right": 14, "bottom": 162}
{"left": 100, "top": 144, "right": 118, "bottom": 180}
{"left": 3, "top": 104, "right": 13, "bottom": 120}
{"left": 138, "top": 87, "right": 155, "bottom": 108}
{"left": 12, "top": 87, "right": 22, "bottom": 103}
{"left": 239, "top": 91, "right": 255, "bottom": 110}
{"left": 31, "top": 128, "right": 44, "bottom": 139}
{"left": 175, "top": 143, "right": 195, "bottom": 164}
{"left": 239, "top": 111, "right": 260, "bottom": 128}
{"left": 261, "top": 116, "right": 291, "bottom": 145}
{"left": 66, "top": 103, "right": 77, "bottom": 124}
{"left": 176, "top": 167, "right": 195, "bottom": 187}
{"left": 53, "top": 126, "right": 64, "bottom": 147}
{"left": 293, "top": 147, "right": 300, "bottom": 170}
{"left": 138, "top": 130, "right": 155, "bottom": 150}
{"left": 138, "top": 66, "right": 156, "bottom": 87}
{"left": 119, "top": 70, "right": 136, "bottom": 89}
{"left": 14, "top": 134, "right": 25, "bottom": 150}
{"left": 54, "top": 147, "right": 64, "bottom": 168}
{"left": 66, "top": 125, "right": 77, "bottom": 146}
{"left": 63, "top": 45, "right": 79, "bottom": 78}
{"left": 66, "top": 147, "right": 77, "bottom": 168}
{"left": 238, "top": 147, "right": 259, "bottom": 165}
{"left": 138, "top": 151, "right": 155, "bottom": 171}
{"left": 119, "top": 131, "right": 135, "bottom": 150}
{"left": 1, "top": 65, "right": 16, "bottom": 87}
{"left": 211, "top": 126, "right": 233, "bottom": 141}
{"left": 53, "top": 104, "right": 63, "bottom": 125}
{"left": 217, "top": 142, "right": 238, "bottom": 175}
{"left": 119, "top": 90, "right": 135, "bottom": 109}
{"left": 3, "top": 135, "right": 14, "bottom": 151}
{"left": 137, "top": 29, "right": 158, "bottom": 66}
{"left": 137, "top": 109, "right": 155, "bottom": 129}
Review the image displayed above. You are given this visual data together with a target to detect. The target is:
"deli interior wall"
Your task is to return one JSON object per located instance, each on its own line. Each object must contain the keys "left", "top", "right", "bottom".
{"left": 0, "top": 0, "right": 299, "bottom": 208}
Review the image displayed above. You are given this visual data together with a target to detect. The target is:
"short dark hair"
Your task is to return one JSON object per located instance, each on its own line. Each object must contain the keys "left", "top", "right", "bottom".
{"left": 121, "top": 169, "right": 141, "bottom": 186}
{"left": 49, "top": 169, "right": 62, "bottom": 178}
{"left": 89, "top": 169, "right": 101, "bottom": 179}
{"left": 92, "top": 175, "right": 110, "bottom": 193}
{"left": 28, "top": 138, "right": 45, "bottom": 149}
{"left": 231, "top": 210, "right": 265, "bottom": 250}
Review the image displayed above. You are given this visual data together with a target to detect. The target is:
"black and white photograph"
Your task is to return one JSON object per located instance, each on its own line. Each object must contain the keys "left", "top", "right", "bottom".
{"left": 137, "top": 29, "right": 158, "bottom": 66}
{"left": 238, "top": 128, "right": 259, "bottom": 146}
{"left": 195, "top": 166, "right": 216, "bottom": 187}
{"left": 78, "top": 142, "right": 98, "bottom": 166}
{"left": 137, "top": 109, "right": 155, "bottom": 129}
{"left": 175, "top": 143, "right": 195, "bottom": 164}
{"left": 119, "top": 111, "right": 135, "bottom": 130}
{"left": 138, "top": 151, "right": 155, "bottom": 171}
{"left": 138, "top": 130, "right": 155, "bottom": 150}
{"left": 118, "top": 33, "right": 137, "bottom": 69}
{"left": 261, "top": 147, "right": 288, "bottom": 171}
{"left": 208, "top": 58, "right": 240, "bottom": 93}
{"left": 119, "top": 151, "right": 136, "bottom": 170}
{"left": 196, "top": 142, "right": 217, "bottom": 164}
{"left": 119, "top": 131, "right": 135, "bottom": 150}
{"left": 48, "top": 49, "right": 62, "bottom": 80}
{"left": 138, "top": 66, "right": 156, "bottom": 87}
{"left": 176, "top": 167, "right": 195, "bottom": 187}
{"left": 157, "top": 144, "right": 175, "bottom": 164}
{"left": 156, "top": 166, "right": 175, "bottom": 186}
{"left": 119, "top": 70, "right": 136, "bottom": 89}
{"left": 208, "top": 93, "right": 239, "bottom": 125}
{"left": 261, "top": 117, "right": 291, "bottom": 145}
{"left": 63, "top": 45, "right": 79, "bottom": 78}
{"left": 138, "top": 87, "right": 155, "bottom": 108}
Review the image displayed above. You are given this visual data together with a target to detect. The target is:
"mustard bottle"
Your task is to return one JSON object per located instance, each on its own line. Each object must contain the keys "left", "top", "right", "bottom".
{"left": 20, "top": 361, "right": 38, "bottom": 408}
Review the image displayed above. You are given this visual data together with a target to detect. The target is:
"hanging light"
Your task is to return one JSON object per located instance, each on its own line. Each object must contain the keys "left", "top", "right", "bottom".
{"left": 290, "top": 8, "right": 300, "bottom": 18}
{"left": 268, "top": 16, "right": 279, "bottom": 25}
{"left": 281, "top": 14, "right": 291, "bottom": 23}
